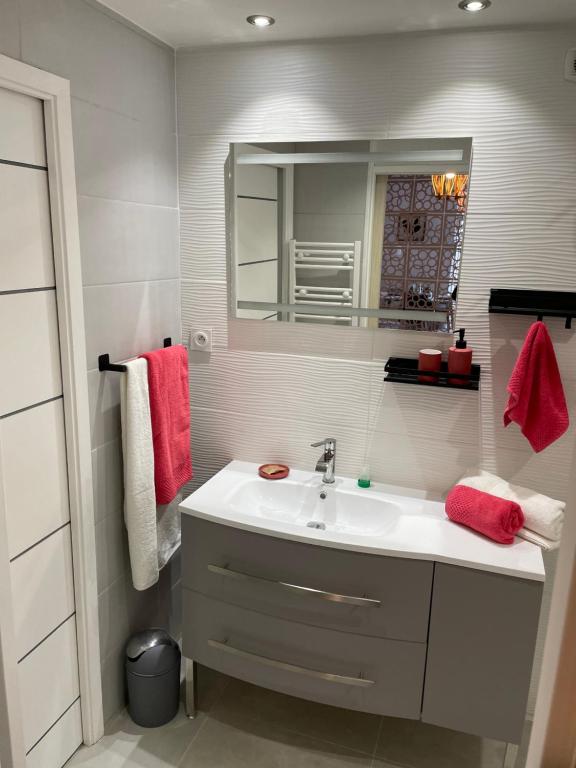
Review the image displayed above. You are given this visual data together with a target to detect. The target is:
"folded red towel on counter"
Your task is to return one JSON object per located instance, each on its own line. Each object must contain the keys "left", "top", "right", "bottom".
{"left": 445, "top": 485, "right": 524, "bottom": 545}
{"left": 504, "top": 321, "right": 569, "bottom": 453}
{"left": 140, "top": 345, "right": 192, "bottom": 505}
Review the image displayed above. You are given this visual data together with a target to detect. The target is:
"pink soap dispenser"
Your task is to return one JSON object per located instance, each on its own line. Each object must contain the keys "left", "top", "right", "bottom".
{"left": 448, "top": 328, "right": 473, "bottom": 386}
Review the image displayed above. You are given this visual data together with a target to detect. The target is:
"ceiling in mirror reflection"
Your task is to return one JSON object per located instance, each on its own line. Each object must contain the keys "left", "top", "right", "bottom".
{"left": 229, "top": 138, "right": 472, "bottom": 333}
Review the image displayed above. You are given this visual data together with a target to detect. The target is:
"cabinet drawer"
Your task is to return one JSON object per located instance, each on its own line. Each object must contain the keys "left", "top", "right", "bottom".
{"left": 183, "top": 589, "right": 425, "bottom": 718}
{"left": 182, "top": 516, "right": 432, "bottom": 642}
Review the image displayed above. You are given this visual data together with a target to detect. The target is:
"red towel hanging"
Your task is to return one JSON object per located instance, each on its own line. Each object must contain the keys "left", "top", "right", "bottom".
{"left": 504, "top": 321, "right": 569, "bottom": 452}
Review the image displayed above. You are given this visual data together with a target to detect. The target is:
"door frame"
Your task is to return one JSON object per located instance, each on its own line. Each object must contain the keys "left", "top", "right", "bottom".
{"left": 525, "top": 451, "right": 576, "bottom": 767}
{"left": 0, "top": 53, "right": 104, "bottom": 765}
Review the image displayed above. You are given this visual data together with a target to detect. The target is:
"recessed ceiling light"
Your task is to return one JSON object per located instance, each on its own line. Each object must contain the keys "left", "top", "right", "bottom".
{"left": 458, "top": 0, "right": 491, "bottom": 11}
{"left": 246, "top": 14, "right": 275, "bottom": 28}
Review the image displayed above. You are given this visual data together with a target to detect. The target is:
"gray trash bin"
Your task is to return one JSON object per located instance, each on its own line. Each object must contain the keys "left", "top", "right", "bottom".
{"left": 126, "top": 629, "right": 181, "bottom": 727}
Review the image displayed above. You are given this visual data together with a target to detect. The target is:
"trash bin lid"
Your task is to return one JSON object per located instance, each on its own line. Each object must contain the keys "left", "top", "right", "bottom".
{"left": 126, "top": 628, "right": 179, "bottom": 661}
{"left": 127, "top": 643, "right": 181, "bottom": 677}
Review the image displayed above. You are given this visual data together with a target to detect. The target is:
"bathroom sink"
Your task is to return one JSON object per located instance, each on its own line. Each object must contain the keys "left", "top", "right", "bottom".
{"left": 179, "top": 460, "right": 545, "bottom": 581}
{"left": 224, "top": 476, "right": 402, "bottom": 537}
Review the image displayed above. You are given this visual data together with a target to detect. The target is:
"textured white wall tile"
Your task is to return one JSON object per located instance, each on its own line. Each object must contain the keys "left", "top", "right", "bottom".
{"left": 191, "top": 405, "right": 367, "bottom": 481}
{"left": 178, "top": 134, "right": 229, "bottom": 210}
{"left": 190, "top": 350, "right": 373, "bottom": 431}
{"left": 469, "top": 126, "right": 576, "bottom": 215}
{"left": 177, "top": 42, "right": 394, "bottom": 138}
{"left": 385, "top": 30, "right": 576, "bottom": 135}
{"left": 370, "top": 330, "right": 452, "bottom": 362}
{"left": 368, "top": 372, "right": 481, "bottom": 447}
{"left": 367, "top": 432, "right": 480, "bottom": 494}
{"left": 459, "top": 213, "right": 576, "bottom": 295}
{"left": 180, "top": 208, "right": 227, "bottom": 282}
{"left": 79, "top": 196, "right": 179, "bottom": 286}
{"left": 181, "top": 279, "right": 228, "bottom": 349}
{"left": 228, "top": 318, "right": 375, "bottom": 360}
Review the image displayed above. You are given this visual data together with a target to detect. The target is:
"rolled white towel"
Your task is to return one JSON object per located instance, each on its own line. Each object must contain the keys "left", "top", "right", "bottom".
{"left": 458, "top": 471, "right": 565, "bottom": 542}
{"left": 516, "top": 528, "right": 560, "bottom": 551}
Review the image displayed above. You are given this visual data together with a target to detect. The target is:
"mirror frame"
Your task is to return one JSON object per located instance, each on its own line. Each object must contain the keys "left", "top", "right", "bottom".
{"left": 226, "top": 137, "right": 473, "bottom": 332}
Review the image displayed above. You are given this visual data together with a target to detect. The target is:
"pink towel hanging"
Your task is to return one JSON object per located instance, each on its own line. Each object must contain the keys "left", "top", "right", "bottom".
{"left": 504, "top": 321, "right": 569, "bottom": 452}
{"left": 140, "top": 344, "right": 192, "bottom": 505}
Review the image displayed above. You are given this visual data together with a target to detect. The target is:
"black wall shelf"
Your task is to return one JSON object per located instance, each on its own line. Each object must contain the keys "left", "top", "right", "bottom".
{"left": 384, "top": 357, "right": 480, "bottom": 391}
{"left": 489, "top": 289, "right": 576, "bottom": 329}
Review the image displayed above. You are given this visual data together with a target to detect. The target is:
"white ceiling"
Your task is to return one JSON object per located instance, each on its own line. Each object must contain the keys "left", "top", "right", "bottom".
{"left": 97, "top": 0, "right": 576, "bottom": 49}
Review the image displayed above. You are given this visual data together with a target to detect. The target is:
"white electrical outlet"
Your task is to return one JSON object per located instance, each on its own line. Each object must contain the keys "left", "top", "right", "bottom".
{"left": 565, "top": 49, "right": 576, "bottom": 82}
{"left": 190, "top": 328, "right": 213, "bottom": 352}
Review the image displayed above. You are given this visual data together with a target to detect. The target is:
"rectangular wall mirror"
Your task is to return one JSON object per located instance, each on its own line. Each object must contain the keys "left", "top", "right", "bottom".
{"left": 227, "top": 138, "right": 472, "bottom": 333}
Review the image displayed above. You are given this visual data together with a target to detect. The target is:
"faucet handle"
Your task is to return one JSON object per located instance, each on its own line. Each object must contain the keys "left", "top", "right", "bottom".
{"left": 311, "top": 438, "right": 336, "bottom": 449}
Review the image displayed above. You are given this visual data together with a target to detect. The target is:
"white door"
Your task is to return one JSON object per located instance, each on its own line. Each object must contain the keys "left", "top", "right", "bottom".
{"left": 0, "top": 87, "right": 83, "bottom": 767}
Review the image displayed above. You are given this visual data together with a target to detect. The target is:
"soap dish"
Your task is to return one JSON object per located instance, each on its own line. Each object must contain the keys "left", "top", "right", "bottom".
{"left": 258, "top": 464, "right": 290, "bottom": 480}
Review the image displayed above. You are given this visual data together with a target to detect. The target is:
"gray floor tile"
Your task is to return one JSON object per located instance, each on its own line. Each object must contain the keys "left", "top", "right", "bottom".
{"left": 178, "top": 706, "right": 374, "bottom": 768}
{"left": 374, "top": 717, "right": 506, "bottom": 768}
{"left": 213, "top": 677, "right": 381, "bottom": 755}
{"left": 195, "top": 664, "right": 231, "bottom": 712}
{"left": 67, "top": 704, "right": 204, "bottom": 768}
{"left": 68, "top": 666, "right": 228, "bottom": 767}
{"left": 510, "top": 719, "right": 532, "bottom": 768}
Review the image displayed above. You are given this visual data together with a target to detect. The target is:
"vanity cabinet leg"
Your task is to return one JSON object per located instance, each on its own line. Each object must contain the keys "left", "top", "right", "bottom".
{"left": 185, "top": 658, "right": 198, "bottom": 719}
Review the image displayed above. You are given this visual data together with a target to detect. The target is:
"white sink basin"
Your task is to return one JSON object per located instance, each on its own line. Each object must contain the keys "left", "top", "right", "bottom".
{"left": 225, "top": 476, "right": 402, "bottom": 537}
{"left": 179, "top": 460, "right": 545, "bottom": 581}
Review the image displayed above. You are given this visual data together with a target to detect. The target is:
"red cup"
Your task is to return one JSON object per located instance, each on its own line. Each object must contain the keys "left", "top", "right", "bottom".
{"left": 418, "top": 349, "right": 442, "bottom": 383}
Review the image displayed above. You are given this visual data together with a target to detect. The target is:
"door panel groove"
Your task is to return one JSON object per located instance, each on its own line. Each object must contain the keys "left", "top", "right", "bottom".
{"left": 0, "top": 158, "right": 47, "bottom": 172}
{"left": 16, "top": 612, "right": 76, "bottom": 664}
{"left": 0, "top": 393, "right": 63, "bottom": 421}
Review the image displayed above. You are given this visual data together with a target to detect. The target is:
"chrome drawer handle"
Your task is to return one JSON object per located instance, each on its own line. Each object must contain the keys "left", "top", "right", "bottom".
{"left": 208, "top": 638, "right": 375, "bottom": 687}
{"left": 207, "top": 563, "right": 380, "bottom": 608}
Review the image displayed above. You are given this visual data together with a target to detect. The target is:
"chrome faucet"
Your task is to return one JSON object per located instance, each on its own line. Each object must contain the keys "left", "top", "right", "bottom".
{"left": 311, "top": 438, "right": 337, "bottom": 484}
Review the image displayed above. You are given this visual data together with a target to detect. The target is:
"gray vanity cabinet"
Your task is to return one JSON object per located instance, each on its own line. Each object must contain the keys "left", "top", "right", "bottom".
{"left": 182, "top": 516, "right": 433, "bottom": 642}
{"left": 184, "top": 590, "right": 427, "bottom": 718}
{"left": 421, "top": 563, "right": 543, "bottom": 744}
{"left": 182, "top": 516, "right": 543, "bottom": 743}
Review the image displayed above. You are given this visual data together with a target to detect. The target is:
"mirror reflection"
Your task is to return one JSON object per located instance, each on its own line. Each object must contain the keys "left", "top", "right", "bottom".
{"left": 229, "top": 138, "right": 471, "bottom": 332}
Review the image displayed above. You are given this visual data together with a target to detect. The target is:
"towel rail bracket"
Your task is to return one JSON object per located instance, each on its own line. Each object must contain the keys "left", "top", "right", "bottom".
{"left": 489, "top": 289, "right": 576, "bottom": 330}
{"left": 98, "top": 337, "right": 172, "bottom": 373}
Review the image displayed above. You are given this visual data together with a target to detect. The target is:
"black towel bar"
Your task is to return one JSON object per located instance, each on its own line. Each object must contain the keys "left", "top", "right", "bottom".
{"left": 98, "top": 338, "right": 172, "bottom": 373}
{"left": 489, "top": 289, "right": 576, "bottom": 330}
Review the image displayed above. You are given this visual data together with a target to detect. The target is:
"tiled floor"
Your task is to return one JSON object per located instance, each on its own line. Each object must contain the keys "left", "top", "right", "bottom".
{"left": 67, "top": 666, "right": 522, "bottom": 768}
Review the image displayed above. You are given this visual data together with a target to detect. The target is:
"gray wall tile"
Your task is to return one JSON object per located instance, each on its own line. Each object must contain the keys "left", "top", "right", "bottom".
{"left": 83, "top": 278, "right": 181, "bottom": 371}
{"left": 0, "top": 0, "right": 21, "bottom": 59}
{"left": 79, "top": 196, "right": 179, "bottom": 286}
{"left": 72, "top": 97, "right": 177, "bottom": 207}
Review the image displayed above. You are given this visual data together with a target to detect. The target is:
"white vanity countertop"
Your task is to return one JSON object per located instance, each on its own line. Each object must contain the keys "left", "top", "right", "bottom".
{"left": 180, "top": 461, "right": 545, "bottom": 582}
